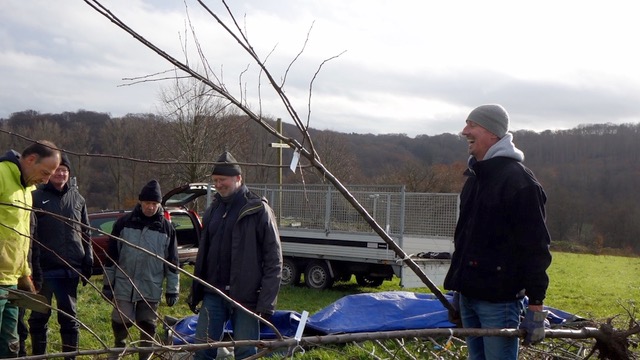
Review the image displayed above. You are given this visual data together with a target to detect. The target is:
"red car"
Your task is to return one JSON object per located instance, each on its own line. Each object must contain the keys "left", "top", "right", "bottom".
{"left": 88, "top": 183, "right": 213, "bottom": 274}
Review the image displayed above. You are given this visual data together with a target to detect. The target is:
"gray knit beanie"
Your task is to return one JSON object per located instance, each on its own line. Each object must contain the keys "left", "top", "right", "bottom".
{"left": 467, "top": 104, "right": 510, "bottom": 138}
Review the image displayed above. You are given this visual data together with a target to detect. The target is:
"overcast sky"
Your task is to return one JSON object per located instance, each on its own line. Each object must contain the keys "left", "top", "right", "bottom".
{"left": 2, "top": 1, "right": 640, "bottom": 137}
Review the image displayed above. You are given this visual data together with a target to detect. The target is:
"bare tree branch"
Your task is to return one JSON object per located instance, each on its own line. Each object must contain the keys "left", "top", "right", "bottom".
{"left": 82, "top": 0, "right": 455, "bottom": 314}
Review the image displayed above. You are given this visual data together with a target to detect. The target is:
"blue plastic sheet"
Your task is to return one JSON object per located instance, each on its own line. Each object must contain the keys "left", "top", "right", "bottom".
{"left": 170, "top": 311, "right": 302, "bottom": 344}
{"left": 306, "top": 291, "right": 454, "bottom": 334}
{"left": 170, "top": 291, "right": 578, "bottom": 344}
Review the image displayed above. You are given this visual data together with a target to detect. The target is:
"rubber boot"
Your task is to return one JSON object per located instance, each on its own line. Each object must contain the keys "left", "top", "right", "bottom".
{"left": 17, "top": 308, "right": 28, "bottom": 357}
{"left": 18, "top": 339, "right": 26, "bottom": 358}
{"left": 7, "top": 339, "right": 19, "bottom": 358}
{"left": 112, "top": 321, "right": 129, "bottom": 348}
{"left": 108, "top": 321, "right": 129, "bottom": 360}
{"left": 138, "top": 321, "right": 156, "bottom": 360}
{"left": 61, "top": 330, "right": 79, "bottom": 360}
{"left": 30, "top": 331, "right": 48, "bottom": 355}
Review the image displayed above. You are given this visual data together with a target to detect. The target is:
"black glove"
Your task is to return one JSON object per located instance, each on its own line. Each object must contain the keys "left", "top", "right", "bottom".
{"left": 165, "top": 293, "right": 178, "bottom": 307}
{"left": 447, "top": 292, "right": 462, "bottom": 328}
{"left": 521, "top": 309, "right": 548, "bottom": 346}
{"left": 258, "top": 312, "right": 272, "bottom": 323}
{"left": 101, "top": 285, "right": 114, "bottom": 302}
{"left": 186, "top": 291, "right": 199, "bottom": 314}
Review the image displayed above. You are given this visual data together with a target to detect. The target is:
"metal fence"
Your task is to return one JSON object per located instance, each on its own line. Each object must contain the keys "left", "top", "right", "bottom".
{"left": 248, "top": 184, "right": 459, "bottom": 239}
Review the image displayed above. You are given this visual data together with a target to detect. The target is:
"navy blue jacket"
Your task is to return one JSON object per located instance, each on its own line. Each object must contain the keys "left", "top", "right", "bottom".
{"left": 32, "top": 182, "right": 92, "bottom": 273}
{"left": 192, "top": 185, "right": 282, "bottom": 314}
{"left": 444, "top": 156, "right": 552, "bottom": 305}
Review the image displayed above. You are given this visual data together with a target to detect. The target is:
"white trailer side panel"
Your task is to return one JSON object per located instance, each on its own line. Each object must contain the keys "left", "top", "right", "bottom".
{"left": 401, "top": 235, "right": 454, "bottom": 255}
{"left": 280, "top": 228, "right": 397, "bottom": 264}
{"left": 398, "top": 236, "right": 453, "bottom": 288}
{"left": 400, "top": 260, "right": 450, "bottom": 288}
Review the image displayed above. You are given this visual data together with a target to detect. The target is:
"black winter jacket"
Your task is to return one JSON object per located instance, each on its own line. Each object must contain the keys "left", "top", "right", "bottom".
{"left": 443, "top": 157, "right": 552, "bottom": 305}
{"left": 192, "top": 185, "right": 282, "bottom": 314}
{"left": 32, "top": 182, "right": 92, "bottom": 272}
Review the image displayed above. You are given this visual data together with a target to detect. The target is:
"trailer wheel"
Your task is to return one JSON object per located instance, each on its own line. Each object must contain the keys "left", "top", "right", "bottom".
{"left": 356, "top": 275, "right": 384, "bottom": 287}
{"left": 281, "top": 258, "right": 300, "bottom": 286}
{"left": 304, "top": 261, "right": 334, "bottom": 290}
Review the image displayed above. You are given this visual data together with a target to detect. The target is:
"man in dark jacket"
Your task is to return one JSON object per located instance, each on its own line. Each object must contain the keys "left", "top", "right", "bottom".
{"left": 443, "top": 104, "right": 552, "bottom": 360}
{"left": 29, "top": 153, "right": 92, "bottom": 359}
{"left": 102, "top": 180, "right": 179, "bottom": 360}
{"left": 190, "top": 151, "right": 282, "bottom": 360}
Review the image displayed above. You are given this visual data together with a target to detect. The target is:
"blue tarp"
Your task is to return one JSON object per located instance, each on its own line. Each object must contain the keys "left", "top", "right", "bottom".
{"left": 306, "top": 291, "right": 454, "bottom": 334}
{"left": 171, "top": 291, "right": 577, "bottom": 344}
{"left": 171, "top": 311, "right": 301, "bottom": 344}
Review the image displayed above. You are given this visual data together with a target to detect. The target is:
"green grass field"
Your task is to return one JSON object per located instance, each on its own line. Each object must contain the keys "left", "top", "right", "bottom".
{"left": 27, "top": 251, "right": 640, "bottom": 358}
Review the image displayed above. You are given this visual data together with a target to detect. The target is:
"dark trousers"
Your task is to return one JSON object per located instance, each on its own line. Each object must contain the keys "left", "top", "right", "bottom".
{"left": 28, "top": 275, "right": 80, "bottom": 358}
{"left": 17, "top": 307, "right": 27, "bottom": 357}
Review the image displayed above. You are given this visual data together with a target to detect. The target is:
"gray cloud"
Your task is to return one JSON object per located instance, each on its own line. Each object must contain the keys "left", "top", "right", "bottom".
{"left": 2, "top": 1, "right": 640, "bottom": 138}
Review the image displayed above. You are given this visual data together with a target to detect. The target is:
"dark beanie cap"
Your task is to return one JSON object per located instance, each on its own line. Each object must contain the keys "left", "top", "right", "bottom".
{"left": 139, "top": 180, "right": 162, "bottom": 203}
{"left": 467, "top": 104, "right": 510, "bottom": 138}
{"left": 211, "top": 151, "right": 242, "bottom": 176}
{"left": 60, "top": 153, "right": 72, "bottom": 173}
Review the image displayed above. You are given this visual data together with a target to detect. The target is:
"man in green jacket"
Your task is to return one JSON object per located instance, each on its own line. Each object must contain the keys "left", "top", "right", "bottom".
{"left": 0, "top": 140, "right": 60, "bottom": 358}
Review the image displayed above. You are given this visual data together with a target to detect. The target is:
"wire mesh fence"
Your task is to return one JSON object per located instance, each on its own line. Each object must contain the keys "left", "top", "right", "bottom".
{"left": 248, "top": 184, "right": 459, "bottom": 239}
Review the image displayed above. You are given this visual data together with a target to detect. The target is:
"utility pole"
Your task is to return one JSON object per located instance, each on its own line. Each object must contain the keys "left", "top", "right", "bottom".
{"left": 268, "top": 118, "right": 289, "bottom": 225}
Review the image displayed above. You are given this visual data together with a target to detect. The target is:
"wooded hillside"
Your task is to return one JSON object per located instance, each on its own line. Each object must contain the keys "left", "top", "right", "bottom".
{"left": 2, "top": 110, "right": 638, "bottom": 255}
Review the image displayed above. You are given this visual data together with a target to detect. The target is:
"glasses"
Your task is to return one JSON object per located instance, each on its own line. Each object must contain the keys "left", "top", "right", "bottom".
{"left": 55, "top": 167, "right": 69, "bottom": 174}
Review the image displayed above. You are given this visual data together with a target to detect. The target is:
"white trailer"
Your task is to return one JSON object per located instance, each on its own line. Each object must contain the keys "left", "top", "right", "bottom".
{"left": 248, "top": 184, "right": 459, "bottom": 290}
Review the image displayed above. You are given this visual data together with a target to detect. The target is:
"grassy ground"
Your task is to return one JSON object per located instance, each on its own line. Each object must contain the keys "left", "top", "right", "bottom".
{"left": 25, "top": 251, "right": 640, "bottom": 358}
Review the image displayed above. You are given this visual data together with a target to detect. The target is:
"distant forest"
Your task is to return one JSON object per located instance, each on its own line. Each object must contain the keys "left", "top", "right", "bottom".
{"left": 2, "top": 109, "right": 639, "bottom": 256}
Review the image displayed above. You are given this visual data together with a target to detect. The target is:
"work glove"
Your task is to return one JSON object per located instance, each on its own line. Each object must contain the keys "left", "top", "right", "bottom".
{"left": 165, "top": 293, "right": 178, "bottom": 307}
{"left": 101, "top": 285, "right": 114, "bottom": 302}
{"left": 521, "top": 309, "right": 549, "bottom": 346}
{"left": 17, "top": 276, "right": 36, "bottom": 293}
{"left": 258, "top": 311, "right": 273, "bottom": 323}
{"left": 186, "top": 290, "right": 199, "bottom": 314}
{"left": 447, "top": 292, "right": 462, "bottom": 328}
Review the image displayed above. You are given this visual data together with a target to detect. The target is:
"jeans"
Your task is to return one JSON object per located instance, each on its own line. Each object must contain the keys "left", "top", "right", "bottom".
{"left": 194, "top": 293, "right": 259, "bottom": 360}
{"left": 460, "top": 294, "right": 522, "bottom": 360}
{"left": 29, "top": 275, "right": 80, "bottom": 339}
{"left": 0, "top": 285, "right": 19, "bottom": 358}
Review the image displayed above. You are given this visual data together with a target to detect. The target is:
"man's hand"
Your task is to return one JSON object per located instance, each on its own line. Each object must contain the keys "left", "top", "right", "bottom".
{"left": 101, "top": 285, "right": 114, "bottom": 302}
{"left": 521, "top": 308, "right": 549, "bottom": 346}
{"left": 17, "top": 276, "right": 35, "bottom": 293}
{"left": 447, "top": 292, "right": 462, "bottom": 328}
{"left": 165, "top": 293, "right": 178, "bottom": 307}
{"left": 258, "top": 312, "right": 272, "bottom": 323}
{"left": 186, "top": 291, "right": 199, "bottom": 314}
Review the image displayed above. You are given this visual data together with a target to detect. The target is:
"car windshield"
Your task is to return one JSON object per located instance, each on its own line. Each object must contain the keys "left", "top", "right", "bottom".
{"left": 171, "top": 212, "right": 195, "bottom": 230}
{"left": 90, "top": 217, "right": 117, "bottom": 237}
